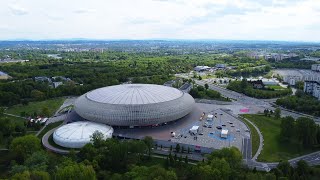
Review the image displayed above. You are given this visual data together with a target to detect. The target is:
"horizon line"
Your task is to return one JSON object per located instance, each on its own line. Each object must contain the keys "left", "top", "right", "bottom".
{"left": 0, "top": 38, "right": 319, "bottom": 43}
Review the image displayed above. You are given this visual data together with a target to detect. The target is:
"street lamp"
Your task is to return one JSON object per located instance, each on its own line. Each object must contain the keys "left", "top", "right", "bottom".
{"left": 220, "top": 113, "right": 223, "bottom": 123}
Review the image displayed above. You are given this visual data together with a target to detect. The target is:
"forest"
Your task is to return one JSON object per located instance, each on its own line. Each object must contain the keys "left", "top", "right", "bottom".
{"left": 227, "top": 79, "right": 292, "bottom": 99}
{"left": 3, "top": 132, "right": 320, "bottom": 180}
{"left": 276, "top": 90, "right": 320, "bottom": 116}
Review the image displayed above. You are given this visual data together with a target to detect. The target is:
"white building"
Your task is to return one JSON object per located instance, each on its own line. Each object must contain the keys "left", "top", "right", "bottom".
{"left": 312, "top": 64, "right": 320, "bottom": 72}
{"left": 53, "top": 121, "right": 114, "bottom": 149}
{"left": 304, "top": 81, "right": 320, "bottom": 100}
{"left": 194, "top": 66, "right": 211, "bottom": 72}
{"left": 261, "top": 78, "right": 279, "bottom": 86}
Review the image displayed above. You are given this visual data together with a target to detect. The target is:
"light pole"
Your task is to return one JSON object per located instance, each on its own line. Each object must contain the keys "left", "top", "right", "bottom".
{"left": 220, "top": 113, "right": 223, "bottom": 124}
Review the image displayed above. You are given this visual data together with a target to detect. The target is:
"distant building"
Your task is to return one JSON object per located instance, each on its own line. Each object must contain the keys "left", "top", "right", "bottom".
{"left": 53, "top": 82, "right": 63, "bottom": 88}
{"left": 283, "top": 75, "right": 302, "bottom": 86}
{"left": 304, "top": 81, "right": 320, "bottom": 100}
{"left": 311, "top": 64, "right": 320, "bottom": 72}
{"left": 179, "top": 83, "right": 192, "bottom": 93}
{"left": 248, "top": 80, "right": 264, "bottom": 89}
{"left": 301, "top": 57, "right": 320, "bottom": 61}
{"left": 194, "top": 66, "right": 211, "bottom": 72}
{"left": 34, "top": 76, "right": 52, "bottom": 83}
{"left": 215, "top": 64, "right": 226, "bottom": 69}
{"left": 262, "top": 78, "right": 279, "bottom": 86}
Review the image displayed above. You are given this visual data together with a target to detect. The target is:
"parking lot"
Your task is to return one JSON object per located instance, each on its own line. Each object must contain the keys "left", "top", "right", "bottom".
{"left": 171, "top": 109, "right": 250, "bottom": 150}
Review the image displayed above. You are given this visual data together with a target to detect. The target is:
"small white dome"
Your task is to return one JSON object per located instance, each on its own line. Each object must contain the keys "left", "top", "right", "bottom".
{"left": 53, "top": 121, "right": 113, "bottom": 149}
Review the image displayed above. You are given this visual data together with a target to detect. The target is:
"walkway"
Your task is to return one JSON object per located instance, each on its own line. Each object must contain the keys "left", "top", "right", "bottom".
{"left": 242, "top": 117, "right": 263, "bottom": 161}
{"left": 41, "top": 126, "right": 75, "bottom": 154}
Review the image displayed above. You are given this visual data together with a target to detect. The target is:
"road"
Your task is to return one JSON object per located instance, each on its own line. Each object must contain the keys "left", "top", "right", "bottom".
{"left": 188, "top": 78, "right": 320, "bottom": 170}
{"left": 195, "top": 79, "right": 320, "bottom": 122}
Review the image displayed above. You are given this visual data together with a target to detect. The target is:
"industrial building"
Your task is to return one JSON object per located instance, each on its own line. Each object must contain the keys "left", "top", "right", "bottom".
{"left": 53, "top": 121, "right": 113, "bottom": 148}
{"left": 74, "top": 84, "right": 195, "bottom": 127}
{"left": 304, "top": 81, "right": 320, "bottom": 100}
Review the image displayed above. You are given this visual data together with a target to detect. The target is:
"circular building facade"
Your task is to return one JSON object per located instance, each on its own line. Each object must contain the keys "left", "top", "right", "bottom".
{"left": 74, "top": 84, "right": 195, "bottom": 126}
{"left": 53, "top": 121, "right": 113, "bottom": 148}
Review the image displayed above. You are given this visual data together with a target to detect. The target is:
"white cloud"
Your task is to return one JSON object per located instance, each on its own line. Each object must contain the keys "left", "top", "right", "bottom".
{"left": 0, "top": 0, "right": 319, "bottom": 41}
{"left": 9, "top": 4, "right": 28, "bottom": 15}
{"left": 74, "top": 8, "right": 96, "bottom": 14}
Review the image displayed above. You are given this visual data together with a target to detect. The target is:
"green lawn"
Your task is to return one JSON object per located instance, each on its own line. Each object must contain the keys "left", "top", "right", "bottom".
{"left": 240, "top": 117, "right": 260, "bottom": 158}
{"left": 266, "top": 85, "right": 286, "bottom": 90}
{"left": 242, "top": 114, "right": 317, "bottom": 162}
{"left": 5, "top": 98, "right": 65, "bottom": 117}
{"left": 37, "top": 121, "right": 63, "bottom": 138}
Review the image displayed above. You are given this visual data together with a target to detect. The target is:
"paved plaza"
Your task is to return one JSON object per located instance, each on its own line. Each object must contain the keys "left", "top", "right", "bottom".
{"left": 113, "top": 103, "right": 250, "bottom": 151}
{"left": 171, "top": 108, "right": 250, "bottom": 150}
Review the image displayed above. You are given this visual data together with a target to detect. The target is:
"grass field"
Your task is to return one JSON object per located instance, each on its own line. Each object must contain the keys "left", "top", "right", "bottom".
{"left": 37, "top": 121, "right": 63, "bottom": 138}
{"left": 6, "top": 98, "right": 65, "bottom": 117}
{"left": 266, "top": 85, "right": 286, "bottom": 90}
{"left": 240, "top": 117, "right": 260, "bottom": 158}
{"left": 242, "top": 114, "right": 317, "bottom": 162}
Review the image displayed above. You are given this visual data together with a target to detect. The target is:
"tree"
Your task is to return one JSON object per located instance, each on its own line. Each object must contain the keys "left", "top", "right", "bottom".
{"left": 143, "top": 136, "right": 154, "bottom": 157}
{"left": 280, "top": 116, "right": 295, "bottom": 141}
{"left": 296, "top": 160, "right": 310, "bottom": 178}
{"left": 296, "top": 117, "right": 318, "bottom": 146}
{"left": 24, "top": 151, "right": 49, "bottom": 172}
{"left": 90, "top": 130, "right": 105, "bottom": 148}
{"left": 277, "top": 160, "right": 291, "bottom": 177}
{"left": 204, "top": 83, "right": 209, "bottom": 90}
{"left": 184, "top": 155, "right": 188, "bottom": 164}
{"left": 55, "top": 163, "right": 96, "bottom": 180}
{"left": 198, "top": 76, "right": 202, "bottom": 80}
{"left": 31, "top": 90, "right": 45, "bottom": 101}
{"left": 0, "top": 107, "right": 4, "bottom": 117}
{"left": 125, "top": 165, "right": 177, "bottom": 180}
{"left": 208, "top": 147, "right": 242, "bottom": 169}
{"left": 175, "top": 144, "right": 180, "bottom": 153}
{"left": 275, "top": 108, "right": 281, "bottom": 119}
{"left": 10, "top": 135, "right": 41, "bottom": 161}
{"left": 181, "top": 146, "right": 185, "bottom": 153}
{"left": 295, "top": 81, "right": 304, "bottom": 90}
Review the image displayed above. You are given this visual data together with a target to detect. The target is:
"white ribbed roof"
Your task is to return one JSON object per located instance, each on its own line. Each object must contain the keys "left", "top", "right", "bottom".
{"left": 86, "top": 84, "right": 183, "bottom": 105}
{"left": 53, "top": 121, "right": 113, "bottom": 148}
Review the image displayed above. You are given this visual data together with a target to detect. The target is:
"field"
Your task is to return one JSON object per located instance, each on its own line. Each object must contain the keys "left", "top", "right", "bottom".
{"left": 266, "top": 85, "right": 286, "bottom": 90}
{"left": 242, "top": 114, "right": 316, "bottom": 162}
{"left": 240, "top": 117, "right": 260, "bottom": 158}
{"left": 5, "top": 98, "right": 65, "bottom": 117}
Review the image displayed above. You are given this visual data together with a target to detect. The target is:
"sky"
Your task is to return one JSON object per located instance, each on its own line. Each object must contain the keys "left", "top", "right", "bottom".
{"left": 0, "top": 0, "right": 320, "bottom": 42}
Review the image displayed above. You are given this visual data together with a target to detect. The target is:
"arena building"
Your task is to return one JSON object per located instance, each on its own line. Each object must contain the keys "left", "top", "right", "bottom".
{"left": 74, "top": 84, "right": 195, "bottom": 127}
{"left": 53, "top": 121, "right": 113, "bottom": 148}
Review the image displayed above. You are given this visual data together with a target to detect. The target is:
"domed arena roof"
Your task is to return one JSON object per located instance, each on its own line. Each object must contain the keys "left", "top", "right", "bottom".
{"left": 53, "top": 121, "right": 113, "bottom": 149}
{"left": 74, "top": 84, "right": 195, "bottom": 126}
{"left": 86, "top": 84, "right": 183, "bottom": 105}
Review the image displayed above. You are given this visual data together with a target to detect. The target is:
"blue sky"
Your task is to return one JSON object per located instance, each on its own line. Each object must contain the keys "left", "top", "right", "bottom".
{"left": 0, "top": 0, "right": 319, "bottom": 41}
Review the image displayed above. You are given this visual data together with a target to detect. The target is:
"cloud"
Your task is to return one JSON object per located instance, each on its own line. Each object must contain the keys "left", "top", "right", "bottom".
{"left": 0, "top": 0, "right": 319, "bottom": 41}
{"left": 9, "top": 5, "right": 28, "bottom": 15}
{"left": 128, "top": 18, "right": 160, "bottom": 25}
{"left": 73, "top": 8, "right": 96, "bottom": 14}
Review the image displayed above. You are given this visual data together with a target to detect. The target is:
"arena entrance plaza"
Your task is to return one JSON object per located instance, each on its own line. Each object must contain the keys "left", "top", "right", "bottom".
{"left": 113, "top": 103, "right": 251, "bottom": 150}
